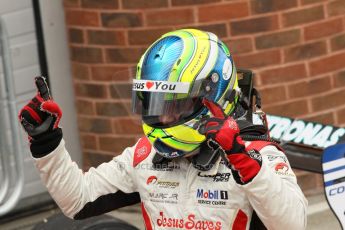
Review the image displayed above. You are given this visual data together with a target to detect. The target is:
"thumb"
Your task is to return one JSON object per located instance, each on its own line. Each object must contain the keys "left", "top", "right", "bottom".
{"left": 35, "top": 76, "right": 51, "bottom": 101}
{"left": 202, "top": 98, "right": 226, "bottom": 119}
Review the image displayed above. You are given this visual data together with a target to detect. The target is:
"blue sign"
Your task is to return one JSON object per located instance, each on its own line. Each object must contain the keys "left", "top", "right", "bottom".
{"left": 322, "top": 143, "right": 345, "bottom": 229}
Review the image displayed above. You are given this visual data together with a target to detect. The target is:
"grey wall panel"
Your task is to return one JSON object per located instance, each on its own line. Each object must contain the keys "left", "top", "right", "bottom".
{"left": 0, "top": 0, "right": 31, "bottom": 15}
{"left": 10, "top": 33, "right": 36, "bottom": 45}
{"left": 11, "top": 42, "right": 39, "bottom": 70}
{"left": 21, "top": 181, "right": 45, "bottom": 198}
{"left": 23, "top": 158, "right": 42, "bottom": 184}
{"left": 2, "top": 8, "right": 34, "bottom": 37}
{"left": 14, "top": 65, "right": 39, "bottom": 95}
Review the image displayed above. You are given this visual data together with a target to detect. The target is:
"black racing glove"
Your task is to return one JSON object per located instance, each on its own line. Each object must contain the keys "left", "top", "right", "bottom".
{"left": 198, "top": 99, "right": 262, "bottom": 185}
{"left": 18, "top": 76, "right": 63, "bottom": 157}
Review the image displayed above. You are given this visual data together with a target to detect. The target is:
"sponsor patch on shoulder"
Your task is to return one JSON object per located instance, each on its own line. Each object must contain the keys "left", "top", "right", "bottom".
{"left": 133, "top": 137, "right": 152, "bottom": 167}
{"left": 267, "top": 155, "right": 288, "bottom": 162}
{"left": 275, "top": 162, "right": 289, "bottom": 172}
{"left": 274, "top": 162, "right": 294, "bottom": 177}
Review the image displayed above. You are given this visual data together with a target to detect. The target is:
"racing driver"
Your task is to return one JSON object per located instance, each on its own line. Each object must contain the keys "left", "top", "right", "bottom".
{"left": 19, "top": 29, "right": 307, "bottom": 229}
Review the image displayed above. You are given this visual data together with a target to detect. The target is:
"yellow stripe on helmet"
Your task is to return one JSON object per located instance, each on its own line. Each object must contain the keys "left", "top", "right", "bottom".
{"left": 142, "top": 123, "right": 205, "bottom": 152}
{"left": 165, "top": 124, "right": 205, "bottom": 144}
{"left": 179, "top": 29, "right": 210, "bottom": 83}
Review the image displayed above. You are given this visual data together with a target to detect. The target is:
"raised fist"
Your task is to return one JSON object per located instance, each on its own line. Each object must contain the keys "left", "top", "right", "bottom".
{"left": 18, "top": 76, "right": 63, "bottom": 156}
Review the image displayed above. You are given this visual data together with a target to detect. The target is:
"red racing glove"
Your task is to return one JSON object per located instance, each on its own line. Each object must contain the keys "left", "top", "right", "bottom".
{"left": 18, "top": 76, "right": 63, "bottom": 157}
{"left": 198, "top": 98, "right": 262, "bottom": 184}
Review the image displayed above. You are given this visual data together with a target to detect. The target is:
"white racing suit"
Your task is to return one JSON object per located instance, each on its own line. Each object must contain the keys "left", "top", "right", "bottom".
{"left": 34, "top": 137, "right": 307, "bottom": 230}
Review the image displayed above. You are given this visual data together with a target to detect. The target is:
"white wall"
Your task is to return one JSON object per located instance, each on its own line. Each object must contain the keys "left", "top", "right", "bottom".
{"left": 0, "top": 0, "right": 81, "bottom": 212}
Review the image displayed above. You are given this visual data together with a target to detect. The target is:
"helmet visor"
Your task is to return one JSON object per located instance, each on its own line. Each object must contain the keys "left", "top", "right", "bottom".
{"left": 132, "top": 79, "right": 206, "bottom": 128}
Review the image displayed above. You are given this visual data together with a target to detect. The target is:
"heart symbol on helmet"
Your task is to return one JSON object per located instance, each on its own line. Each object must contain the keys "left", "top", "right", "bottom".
{"left": 146, "top": 81, "right": 154, "bottom": 89}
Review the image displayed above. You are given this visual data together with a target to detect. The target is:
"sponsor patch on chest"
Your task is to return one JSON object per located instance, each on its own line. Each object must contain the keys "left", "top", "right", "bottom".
{"left": 197, "top": 172, "right": 231, "bottom": 182}
{"left": 195, "top": 188, "right": 229, "bottom": 206}
{"left": 146, "top": 175, "right": 180, "bottom": 189}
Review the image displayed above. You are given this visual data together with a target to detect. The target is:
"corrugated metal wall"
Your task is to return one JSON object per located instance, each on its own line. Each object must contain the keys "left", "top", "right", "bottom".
{"left": 0, "top": 0, "right": 45, "bottom": 203}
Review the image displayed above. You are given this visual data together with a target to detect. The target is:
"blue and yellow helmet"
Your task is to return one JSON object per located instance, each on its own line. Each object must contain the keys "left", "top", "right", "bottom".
{"left": 132, "top": 29, "right": 239, "bottom": 158}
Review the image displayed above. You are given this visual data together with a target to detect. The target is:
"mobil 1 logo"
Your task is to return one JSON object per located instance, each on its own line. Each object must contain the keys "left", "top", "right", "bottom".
{"left": 196, "top": 189, "right": 228, "bottom": 206}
